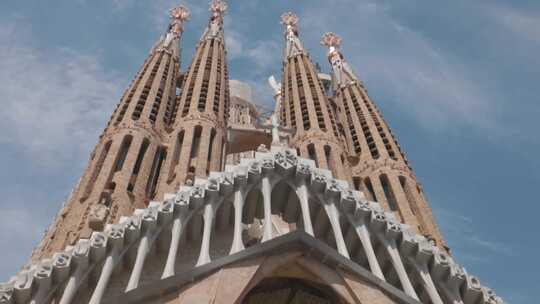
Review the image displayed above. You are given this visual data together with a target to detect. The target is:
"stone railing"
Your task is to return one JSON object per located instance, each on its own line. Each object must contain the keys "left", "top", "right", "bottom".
{"left": 0, "top": 146, "right": 504, "bottom": 304}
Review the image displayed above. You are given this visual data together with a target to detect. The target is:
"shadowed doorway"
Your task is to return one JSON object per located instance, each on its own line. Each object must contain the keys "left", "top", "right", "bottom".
{"left": 241, "top": 277, "right": 348, "bottom": 304}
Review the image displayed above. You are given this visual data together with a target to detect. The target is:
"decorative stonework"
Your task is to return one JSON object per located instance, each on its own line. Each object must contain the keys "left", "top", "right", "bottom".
{"left": 17, "top": 4, "right": 504, "bottom": 304}
{"left": 1, "top": 145, "right": 504, "bottom": 304}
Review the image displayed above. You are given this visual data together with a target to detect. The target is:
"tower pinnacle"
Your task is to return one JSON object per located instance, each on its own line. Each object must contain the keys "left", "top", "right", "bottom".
{"left": 169, "top": 5, "right": 191, "bottom": 37}
{"left": 321, "top": 32, "right": 358, "bottom": 88}
{"left": 202, "top": 0, "right": 227, "bottom": 41}
{"left": 281, "top": 12, "right": 305, "bottom": 58}
{"left": 155, "top": 5, "right": 190, "bottom": 53}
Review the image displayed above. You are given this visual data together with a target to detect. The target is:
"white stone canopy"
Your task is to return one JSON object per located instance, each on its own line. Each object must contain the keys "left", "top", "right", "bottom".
{"left": 0, "top": 146, "right": 504, "bottom": 304}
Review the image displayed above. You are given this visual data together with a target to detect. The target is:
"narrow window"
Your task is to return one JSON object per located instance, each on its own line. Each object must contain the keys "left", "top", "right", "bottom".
{"left": 146, "top": 146, "right": 167, "bottom": 199}
{"left": 324, "top": 145, "right": 335, "bottom": 173}
{"left": 206, "top": 129, "right": 217, "bottom": 175}
{"left": 132, "top": 138, "right": 150, "bottom": 175}
{"left": 307, "top": 143, "right": 318, "bottom": 167}
{"left": 364, "top": 177, "right": 376, "bottom": 201}
{"left": 168, "top": 131, "right": 184, "bottom": 181}
{"left": 113, "top": 135, "right": 133, "bottom": 172}
{"left": 190, "top": 126, "right": 203, "bottom": 159}
{"left": 353, "top": 176, "right": 362, "bottom": 191}
{"left": 82, "top": 140, "right": 112, "bottom": 200}
{"left": 380, "top": 174, "right": 399, "bottom": 212}
{"left": 128, "top": 138, "right": 150, "bottom": 192}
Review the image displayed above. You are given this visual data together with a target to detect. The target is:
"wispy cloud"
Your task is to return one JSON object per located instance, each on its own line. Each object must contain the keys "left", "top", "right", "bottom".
{"left": 225, "top": 29, "right": 244, "bottom": 59}
{"left": 437, "top": 209, "right": 515, "bottom": 261}
{"left": 298, "top": 0, "right": 503, "bottom": 134}
{"left": 491, "top": 6, "right": 540, "bottom": 43}
{"left": 0, "top": 194, "right": 55, "bottom": 280}
{"left": 0, "top": 20, "right": 122, "bottom": 169}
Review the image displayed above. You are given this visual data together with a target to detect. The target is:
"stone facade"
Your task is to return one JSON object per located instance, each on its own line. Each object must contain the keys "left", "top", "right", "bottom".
{"left": 321, "top": 32, "right": 446, "bottom": 249}
{"left": 7, "top": 2, "right": 505, "bottom": 303}
{"left": 155, "top": 1, "right": 230, "bottom": 198}
{"left": 30, "top": 6, "right": 190, "bottom": 260}
{"left": 279, "top": 13, "right": 350, "bottom": 183}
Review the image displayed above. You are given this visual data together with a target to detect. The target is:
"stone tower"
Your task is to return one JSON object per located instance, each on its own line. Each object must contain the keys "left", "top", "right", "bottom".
{"left": 279, "top": 12, "right": 349, "bottom": 181}
{"left": 2, "top": 4, "right": 504, "bottom": 304}
{"left": 321, "top": 32, "right": 446, "bottom": 249}
{"left": 30, "top": 6, "right": 191, "bottom": 260}
{"left": 156, "top": 0, "right": 230, "bottom": 197}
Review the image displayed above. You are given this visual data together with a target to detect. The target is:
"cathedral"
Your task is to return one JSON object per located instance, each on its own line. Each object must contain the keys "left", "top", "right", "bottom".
{"left": 0, "top": 1, "right": 504, "bottom": 303}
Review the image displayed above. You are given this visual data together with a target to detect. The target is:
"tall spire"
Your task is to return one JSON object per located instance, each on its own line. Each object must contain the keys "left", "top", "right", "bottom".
{"left": 281, "top": 12, "right": 305, "bottom": 59}
{"left": 156, "top": 6, "right": 190, "bottom": 53}
{"left": 279, "top": 13, "right": 349, "bottom": 181}
{"left": 31, "top": 5, "right": 190, "bottom": 261}
{"left": 201, "top": 0, "right": 228, "bottom": 41}
{"left": 321, "top": 32, "right": 359, "bottom": 89}
{"left": 322, "top": 32, "right": 447, "bottom": 249}
{"left": 156, "top": 0, "right": 231, "bottom": 197}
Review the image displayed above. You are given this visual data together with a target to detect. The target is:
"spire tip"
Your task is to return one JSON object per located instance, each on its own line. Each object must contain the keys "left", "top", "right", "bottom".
{"left": 210, "top": 0, "right": 228, "bottom": 14}
{"left": 321, "top": 32, "right": 342, "bottom": 48}
{"left": 170, "top": 5, "right": 190, "bottom": 22}
{"left": 281, "top": 12, "right": 299, "bottom": 26}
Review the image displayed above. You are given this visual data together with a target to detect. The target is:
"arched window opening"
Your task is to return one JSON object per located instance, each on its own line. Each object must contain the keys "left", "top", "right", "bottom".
{"left": 271, "top": 181, "right": 303, "bottom": 233}
{"left": 353, "top": 176, "right": 362, "bottom": 191}
{"left": 113, "top": 135, "right": 133, "bottom": 173}
{"left": 146, "top": 146, "right": 167, "bottom": 199}
{"left": 190, "top": 126, "right": 203, "bottom": 162}
{"left": 324, "top": 145, "right": 335, "bottom": 173}
{"left": 364, "top": 177, "right": 376, "bottom": 201}
{"left": 242, "top": 188, "right": 264, "bottom": 247}
{"left": 168, "top": 131, "right": 184, "bottom": 181}
{"left": 309, "top": 198, "right": 337, "bottom": 251}
{"left": 82, "top": 140, "right": 112, "bottom": 200}
{"left": 127, "top": 138, "right": 150, "bottom": 192}
{"left": 206, "top": 129, "right": 217, "bottom": 175}
{"left": 209, "top": 199, "right": 235, "bottom": 261}
{"left": 380, "top": 174, "right": 399, "bottom": 212}
{"left": 242, "top": 278, "right": 346, "bottom": 304}
{"left": 307, "top": 144, "right": 318, "bottom": 167}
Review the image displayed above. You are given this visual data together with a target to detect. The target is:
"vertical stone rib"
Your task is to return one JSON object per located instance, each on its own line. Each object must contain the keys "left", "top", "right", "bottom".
{"left": 323, "top": 32, "right": 447, "bottom": 249}
{"left": 280, "top": 13, "right": 348, "bottom": 181}
{"left": 196, "top": 127, "right": 212, "bottom": 177}
{"left": 31, "top": 7, "right": 190, "bottom": 260}
{"left": 157, "top": 2, "right": 229, "bottom": 198}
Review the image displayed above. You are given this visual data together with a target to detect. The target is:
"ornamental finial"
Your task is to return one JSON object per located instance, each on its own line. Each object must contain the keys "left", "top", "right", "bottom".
{"left": 281, "top": 12, "right": 299, "bottom": 27}
{"left": 170, "top": 5, "right": 190, "bottom": 22}
{"left": 210, "top": 0, "right": 228, "bottom": 15}
{"left": 169, "top": 5, "right": 190, "bottom": 36}
{"left": 321, "top": 32, "right": 342, "bottom": 49}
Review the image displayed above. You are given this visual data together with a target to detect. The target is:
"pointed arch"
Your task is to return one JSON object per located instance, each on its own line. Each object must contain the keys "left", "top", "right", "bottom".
{"left": 271, "top": 180, "right": 303, "bottom": 233}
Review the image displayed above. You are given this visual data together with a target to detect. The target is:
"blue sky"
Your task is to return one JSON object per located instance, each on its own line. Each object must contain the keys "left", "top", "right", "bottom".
{"left": 0, "top": 0, "right": 538, "bottom": 302}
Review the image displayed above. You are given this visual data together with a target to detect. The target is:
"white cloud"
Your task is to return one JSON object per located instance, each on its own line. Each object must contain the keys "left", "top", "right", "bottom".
{"left": 491, "top": 6, "right": 540, "bottom": 43}
{"left": 225, "top": 29, "right": 244, "bottom": 59}
{"left": 298, "top": 0, "right": 504, "bottom": 133}
{"left": 246, "top": 40, "right": 281, "bottom": 69}
{"left": 0, "top": 21, "right": 122, "bottom": 168}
